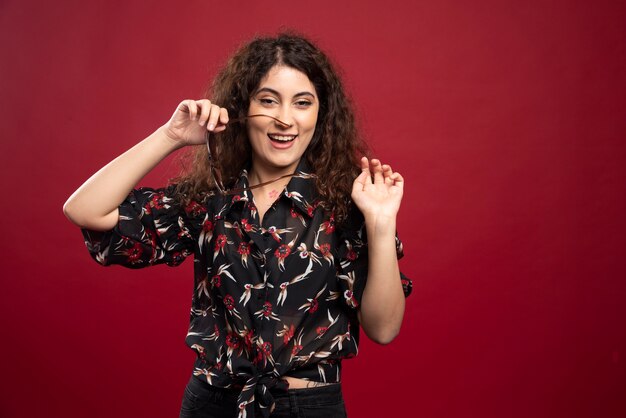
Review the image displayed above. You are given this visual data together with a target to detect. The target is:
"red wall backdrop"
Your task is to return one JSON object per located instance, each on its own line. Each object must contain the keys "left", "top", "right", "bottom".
{"left": 1, "top": 1, "right": 624, "bottom": 417}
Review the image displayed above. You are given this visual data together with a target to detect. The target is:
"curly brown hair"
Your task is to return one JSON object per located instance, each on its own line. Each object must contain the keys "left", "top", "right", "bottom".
{"left": 173, "top": 32, "right": 369, "bottom": 224}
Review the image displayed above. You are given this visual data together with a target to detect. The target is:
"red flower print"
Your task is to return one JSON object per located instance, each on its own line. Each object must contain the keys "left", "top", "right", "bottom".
{"left": 214, "top": 234, "right": 227, "bottom": 251}
{"left": 171, "top": 251, "right": 184, "bottom": 264}
{"left": 242, "top": 331, "right": 253, "bottom": 352}
{"left": 255, "top": 301, "right": 279, "bottom": 320}
{"left": 344, "top": 290, "right": 359, "bottom": 308}
{"left": 292, "top": 344, "right": 302, "bottom": 356}
{"left": 298, "top": 283, "right": 326, "bottom": 313}
{"left": 145, "top": 229, "right": 157, "bottom": 248}
{"left": 150, "top": 192, "right": 166, "bottom": 210}
{"left": 261, "top": 301, "right": 273, "bottom": 317}
{"left": 211, "top": 275, "right": 221, "bottom": 288}
{"left": 320, "top": 216, "right": 335, "bottom": 234}
{"left": 316, "top": 326, "right": 328, "bottom": 337}
{"left": 319, "top": 243, "right": 331, "bottom": 257}
{"left": 241, "top": 219, "right": 253, "bottom": 232}
{"left": 282, "top": 325, "right": 295, "bottom": 344}
{"left": 223, "top": 294, "right": 235, "bottom": 310}
{"left": 185, "top": 200, "right": 206, "bottom": 217}
{"left": 192, "top": 344, "right": 206, "bottom": 360}
{"left": 290, "top": 208, "right": 298, "bottom": 218}
{"left": 225, "top": 333, "right": 241, "bottom": 349}
{"left": 202, "top": 219, "right": 213, "bottom": 232}
{"left": 275, "top": 244, "right": 291, "bottom": 260}
{"left": 237, "top": 242, "right": 250, "bottom": 256}
{"left": 346, "top": 249, "right": 357, "bottom": 261}
{"left": 261, "top": 341, "right": 272, "bottom": 356}
{"left": 127, "top": 242, "right": 143, "bottom": 263}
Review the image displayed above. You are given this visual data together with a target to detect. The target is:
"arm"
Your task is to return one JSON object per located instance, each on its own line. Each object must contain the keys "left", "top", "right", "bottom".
{"left": 63, "top": 100, "right": 228, "bottom": 230}
{"left": 351, "top": 157, "right": 405, "bottom": 345}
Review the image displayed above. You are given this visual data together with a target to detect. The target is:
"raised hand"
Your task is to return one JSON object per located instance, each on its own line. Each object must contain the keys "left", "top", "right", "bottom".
{"left": 64, "top": 99, "right": 229, "bottom": 230}
{"left": 351, "top": 157, "right": 404, "bottom": 225}
{"left": 351, "top": 157, "right": 406, "bottom": 345}
{"left": 162, "top": 99, "right": 229, "bottom": 146}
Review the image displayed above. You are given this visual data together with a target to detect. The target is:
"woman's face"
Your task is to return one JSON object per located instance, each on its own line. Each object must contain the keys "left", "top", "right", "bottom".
{"left": 247, "top": 65, "right": 319, "bottom": 176}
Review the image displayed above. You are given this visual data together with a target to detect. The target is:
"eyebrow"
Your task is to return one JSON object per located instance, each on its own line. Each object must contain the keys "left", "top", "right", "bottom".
{"left": 255, "top": 87, "right": 316, "bottom": 99}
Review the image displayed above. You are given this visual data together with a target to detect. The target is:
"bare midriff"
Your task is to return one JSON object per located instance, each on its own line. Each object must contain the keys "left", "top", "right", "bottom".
{"left": 282, "top": 376, "right": 339, "bottom": 389}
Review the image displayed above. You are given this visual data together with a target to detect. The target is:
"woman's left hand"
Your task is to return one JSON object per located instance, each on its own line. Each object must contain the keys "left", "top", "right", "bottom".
{"left": 351, "top": 157, "right": 404, "bottom": 225}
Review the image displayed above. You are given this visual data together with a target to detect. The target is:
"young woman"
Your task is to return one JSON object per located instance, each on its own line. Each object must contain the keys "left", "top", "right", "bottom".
{"left": 64, "top": 33, "right": 412, "bottom": 418}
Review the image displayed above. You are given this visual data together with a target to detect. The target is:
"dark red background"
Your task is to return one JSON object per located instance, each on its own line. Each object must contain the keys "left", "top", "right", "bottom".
{"left": 1, "top": 1, "right": 625, "bottom": 417}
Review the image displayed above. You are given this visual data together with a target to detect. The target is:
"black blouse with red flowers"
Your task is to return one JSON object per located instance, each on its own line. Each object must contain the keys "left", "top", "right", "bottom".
{"left": 81, "top": 160, "right": 412, "bottom": 418}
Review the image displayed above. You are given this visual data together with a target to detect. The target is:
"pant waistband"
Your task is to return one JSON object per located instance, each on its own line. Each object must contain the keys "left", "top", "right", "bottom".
{"left": 187, "top": 374, "right": 343, "bottom": 404}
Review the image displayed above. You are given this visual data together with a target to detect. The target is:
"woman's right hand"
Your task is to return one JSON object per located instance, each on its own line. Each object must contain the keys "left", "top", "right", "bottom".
{"left": 162, "top": 99, "right": 230, "bottom": 146}
{"left": 63, "top": 99, "right": 229, "bottom": 230}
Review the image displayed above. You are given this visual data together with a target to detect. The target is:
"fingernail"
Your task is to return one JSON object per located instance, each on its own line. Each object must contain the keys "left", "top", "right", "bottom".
{"left": 208, "top": 123, "right": 215, "bottom": 130}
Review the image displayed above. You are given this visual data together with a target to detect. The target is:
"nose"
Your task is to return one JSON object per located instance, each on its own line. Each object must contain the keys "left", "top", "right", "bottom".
{"left": 273, "top": 117, "right": 293, "bottom": 129}
{"left": 275, "top": 106, "right": 294, "bottom": 129}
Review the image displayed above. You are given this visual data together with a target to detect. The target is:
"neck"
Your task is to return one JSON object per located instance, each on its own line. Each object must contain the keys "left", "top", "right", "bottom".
{"left": 249, "top": 161, "right": 298, "bottom": 188}
{"left": 248, "top": 165, "right": 295, "bottom": 203}
{"left": 247, "top": 171, "right": 293, "bottom": 196}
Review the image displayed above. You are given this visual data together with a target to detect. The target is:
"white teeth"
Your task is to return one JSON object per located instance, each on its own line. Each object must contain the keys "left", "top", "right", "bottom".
{"left": 268, "top": 134, "right": 297, "bottom": 142}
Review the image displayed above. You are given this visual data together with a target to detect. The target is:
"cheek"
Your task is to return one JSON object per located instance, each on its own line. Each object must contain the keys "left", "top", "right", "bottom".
{"left": 247, "top": 124, "right": 265, "bottom": 140}
{"left": 305, "top": 112, "right": 319, "bottom": 133}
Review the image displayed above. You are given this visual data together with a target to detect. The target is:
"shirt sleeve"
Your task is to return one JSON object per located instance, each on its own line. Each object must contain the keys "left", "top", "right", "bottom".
{"left": 336, "top": 217, "right": 412, "bottom": 310}
{"left": 81, "top": 185, "right": 201, "bottom": 268}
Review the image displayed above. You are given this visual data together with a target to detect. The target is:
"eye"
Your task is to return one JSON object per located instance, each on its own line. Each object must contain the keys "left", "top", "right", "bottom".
{"left": 257, "top": 97, "right": 278, "bottom": 106}
{"left": 295, "top": 100, "right": 313, "bottom": 108}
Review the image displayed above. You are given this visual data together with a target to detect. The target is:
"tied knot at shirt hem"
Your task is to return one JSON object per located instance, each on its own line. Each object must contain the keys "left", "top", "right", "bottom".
{"left": 238, "top": 373, "right": 288, "bottom": 418}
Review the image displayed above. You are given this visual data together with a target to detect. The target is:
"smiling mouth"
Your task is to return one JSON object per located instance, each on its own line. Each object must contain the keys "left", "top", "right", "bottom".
{"left": 268, "top": 134, "right": 297, "bottom": 143}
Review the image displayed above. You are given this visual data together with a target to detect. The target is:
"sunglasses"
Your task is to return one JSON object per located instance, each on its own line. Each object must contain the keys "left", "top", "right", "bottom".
{"left": 205, "top": 114, "right": 299, "bottom": 195}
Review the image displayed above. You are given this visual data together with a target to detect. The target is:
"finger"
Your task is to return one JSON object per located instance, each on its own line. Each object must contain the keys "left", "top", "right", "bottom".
{"left": 197, "top": 100, "right": 211, "bottom": 127}
{"left": 352, "top": 170, "right": 369, "bottom": 194}
{"left": 360, "top": 157, "right": 372, "bottom": 184}
{"left": 187, "top": 100, "right": 198, "bottom": 121}
{"left": 214, "top": 107, "right": 229, "bottom": 133}
{"left": 382, "top": 164, "right": 394, "bottom": 185}
{"left": 354, "top": 167, "right": 369, "bottom": 185}
{"left": 178, "top": 100, "right": 190, "bottom": 114}
{"left": 207, "top": 104, "right": 221, "bottom": 131}
{"left": 371, "top": 159, "right": 384, "bottom": 185}
{"left": 219, "top": 107, "right": 229, "bottom": 125}
{"left": 391, "top": 172, "right": 404, "bottom": 188}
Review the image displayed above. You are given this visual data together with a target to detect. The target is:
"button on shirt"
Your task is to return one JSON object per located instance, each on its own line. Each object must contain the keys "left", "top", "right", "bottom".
{"left": 82, "top": 161, "right": 412, "bottom": 418}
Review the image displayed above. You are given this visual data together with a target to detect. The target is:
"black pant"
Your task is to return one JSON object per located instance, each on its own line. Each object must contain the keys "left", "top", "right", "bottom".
{"left": 179, "top": 375, "right": 347, "bottom": 418}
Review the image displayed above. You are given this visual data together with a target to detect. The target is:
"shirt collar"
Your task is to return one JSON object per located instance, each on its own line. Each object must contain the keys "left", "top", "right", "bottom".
{"left": 284, "top": 158, "right": 318, "bottom": 217}
{"left": 224, "top": 158, "right": 318, "bottom": 217}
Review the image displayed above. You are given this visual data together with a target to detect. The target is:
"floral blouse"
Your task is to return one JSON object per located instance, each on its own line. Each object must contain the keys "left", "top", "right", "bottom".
{"left": 82, "top": 161, "right": 412, "bottom": 418}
